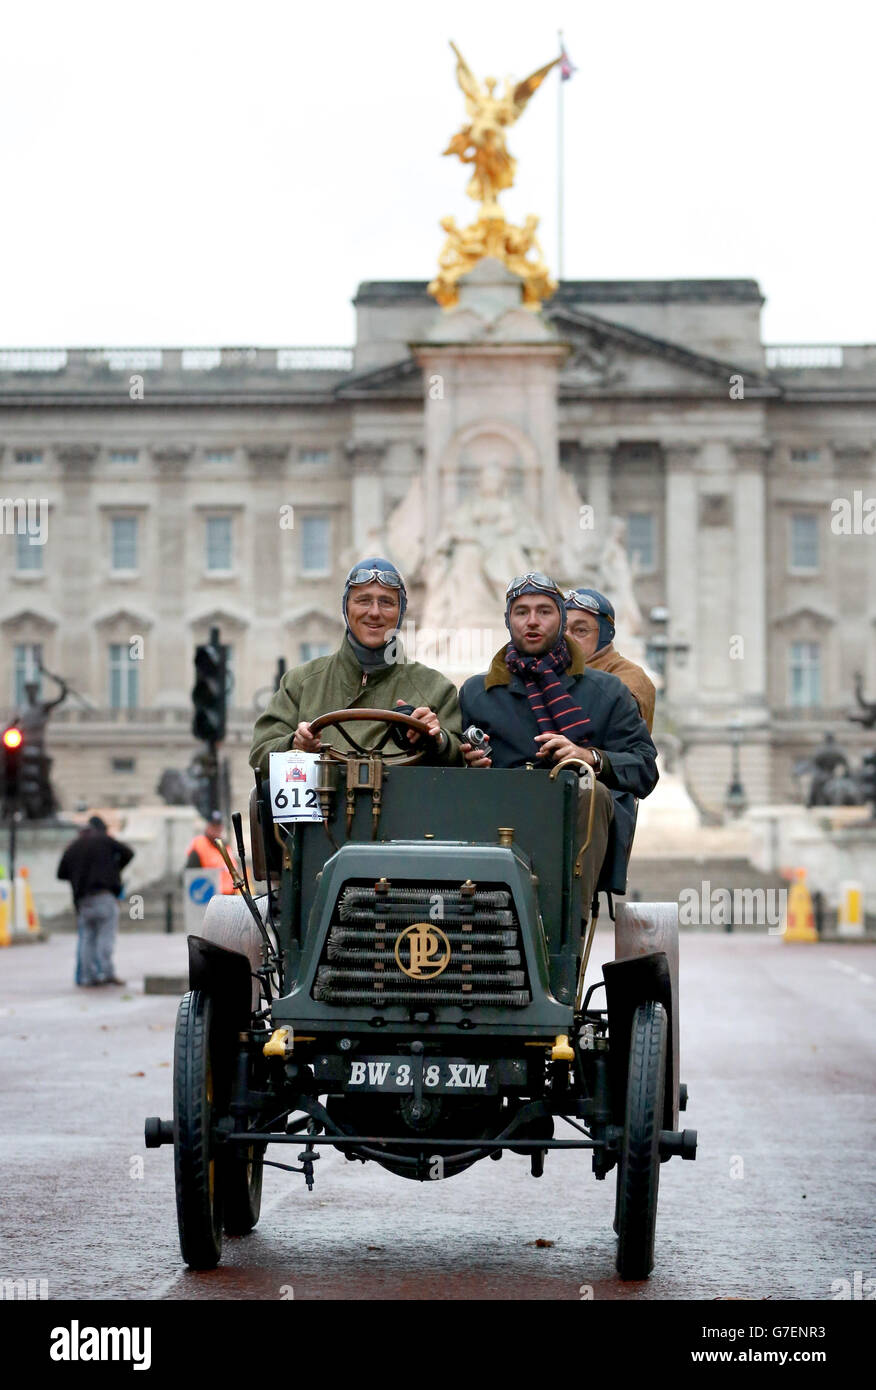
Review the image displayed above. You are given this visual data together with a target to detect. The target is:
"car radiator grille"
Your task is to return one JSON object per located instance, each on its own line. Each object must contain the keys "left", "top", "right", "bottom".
{"left": 312, "top": 883, "right": 531, "bottom": 1008}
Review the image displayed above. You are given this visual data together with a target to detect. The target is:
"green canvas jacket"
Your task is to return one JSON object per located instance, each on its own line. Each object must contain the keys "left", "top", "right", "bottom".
{"left": 249, "top": 636, "right": 463, "bottom": 775}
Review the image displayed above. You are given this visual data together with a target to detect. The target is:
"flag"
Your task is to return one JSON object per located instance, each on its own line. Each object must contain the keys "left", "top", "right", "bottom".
{"left": 560, "top": 46, "right": 576, "bottom": 81}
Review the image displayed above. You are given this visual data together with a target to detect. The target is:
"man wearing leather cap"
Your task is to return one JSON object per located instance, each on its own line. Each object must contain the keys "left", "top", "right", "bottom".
{"left": 458, "top": 573, "right": 658, "bottom": 912}
{"left": 565, "top": 587, "right": 656, "bottom": 732}
{"left": 249, "top": 557, "right": 462, "bottom": 774}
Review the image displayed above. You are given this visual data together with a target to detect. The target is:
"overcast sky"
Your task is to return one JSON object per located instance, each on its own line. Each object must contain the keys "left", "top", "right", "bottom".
{"left": 1, "top": 0, "right": 873, "bottom": 349}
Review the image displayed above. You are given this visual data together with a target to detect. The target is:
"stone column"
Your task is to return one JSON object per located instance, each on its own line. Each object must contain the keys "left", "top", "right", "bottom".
{"left": 346, "top": 441, "right": 386, "bottom": 553}
{"left": 731, "top": 441, "right": 770, "bottom": 715}
{"left": 247, "top": 445, "right": 289, "bottom": 687}
{"left": 153, "top": 446, "right": 192, "bottom": 707}
{"left": 580, "top": 444, "right": 613, "bottom": 550}
{"left": 56, "top": 445, "right": 99, "bottom": 695}
{"left": 833, "top": 441, "right": 875, "bottom": 697}
{"left": 247, "top": 445, "right": 289, "bottom": 610}
{"left": 663, "top": 443, "right": 701, "bottom": 703}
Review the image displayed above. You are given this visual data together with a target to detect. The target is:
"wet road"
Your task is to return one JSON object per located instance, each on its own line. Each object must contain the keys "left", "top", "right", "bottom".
{"left": 1, "top": 928, "right": 873, "bottom": 1301}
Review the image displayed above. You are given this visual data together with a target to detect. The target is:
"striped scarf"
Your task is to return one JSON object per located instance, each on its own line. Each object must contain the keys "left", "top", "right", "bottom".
{"left": 505, "top": 639, "right": 591, "bottom": 742}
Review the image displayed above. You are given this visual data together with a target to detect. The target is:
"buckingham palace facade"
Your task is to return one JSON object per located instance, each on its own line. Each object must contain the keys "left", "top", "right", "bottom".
{"left": 1, "top": 278, "right": 875, "bottom": 816}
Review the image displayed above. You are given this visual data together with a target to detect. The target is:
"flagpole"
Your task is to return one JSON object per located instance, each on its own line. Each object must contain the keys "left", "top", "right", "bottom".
{"left": 557, "top": 29, "right": 565, "bottom": 282}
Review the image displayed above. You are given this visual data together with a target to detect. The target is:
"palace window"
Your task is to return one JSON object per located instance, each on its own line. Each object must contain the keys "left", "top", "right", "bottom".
{"left": 15, "top": 527, "right": 44, "bottom": 573}
{"left": 789, "top": 514, "right": 819, "bottom": 572}
{"left": 301, "top": 516, "right": 331, "bottom": 576}
{"left": 13, "top": 644, "right": 42, "bottom": 706}
{"left": 205, "top": 449, "right": 234, "bottom": 464}
{"left": 790, "top": 448, "right": 821, "bottom": 464}
{"left": 109, "top": 450, "right": 139, "bottom": 464}
{"left": 300, "top": 641, "right": 333, "bottom": 663}
{"left": 109, "top": 643, "right": 139, "bottom": 709}
{"left": 789, "top": 641, "right": 821, "bottom": 707}
{"left": 110, "top": 516, "right": 139, "bottom": 571}
{"left": 627, "top": 512, "right": 655, "bottom": 571}
{"left": 299, "top": 449, "right": 330, "bottom": 465}
{"left": 205, "top": 516, "right": 233, "bottom": 571}
{"left": 13, "top": 450, "right": 43, "bottom": 464}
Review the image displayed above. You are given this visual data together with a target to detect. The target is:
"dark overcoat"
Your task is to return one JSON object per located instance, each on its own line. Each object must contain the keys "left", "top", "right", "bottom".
{"left": 459, "top": 642, "right": 659, "bottom": 894}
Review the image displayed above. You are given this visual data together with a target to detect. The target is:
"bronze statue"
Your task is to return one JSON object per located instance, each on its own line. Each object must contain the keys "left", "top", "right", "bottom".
{"left": 12, "top": 665, "right": 69, "bottom": 818}
{"left": 849, "top": 671, "right": 876, "bottom": 729}
{"left": 803, "top": 732, "right": 859, "bottom": 806}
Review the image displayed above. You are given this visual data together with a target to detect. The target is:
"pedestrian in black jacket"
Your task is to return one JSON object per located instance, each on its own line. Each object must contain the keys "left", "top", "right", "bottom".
{"left": 459, "top": 573, "right": 658, "bottom": 909}
{"left": 57, "top": 817, "right": 134, "bottom": 987}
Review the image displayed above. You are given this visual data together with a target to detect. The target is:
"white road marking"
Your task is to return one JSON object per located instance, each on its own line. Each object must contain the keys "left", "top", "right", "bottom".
{"left": 828, "top": 958, "right": 874, "bottom": 985}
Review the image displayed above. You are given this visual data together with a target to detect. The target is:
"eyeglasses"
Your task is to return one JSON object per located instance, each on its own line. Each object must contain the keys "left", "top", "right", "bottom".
{"left": 565, "top": 589, "right": 615, "bottom": 624}
{"left": 347, "top": 568, "right": 404, "bottom": 589}
{"left": 505, "top": 572, "right": 562, "bottom": 601}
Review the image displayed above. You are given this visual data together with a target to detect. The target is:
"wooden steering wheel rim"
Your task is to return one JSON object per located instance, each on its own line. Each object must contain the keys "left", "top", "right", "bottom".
{"left": 308, "top": 707, "right": 433, "bottom": 762}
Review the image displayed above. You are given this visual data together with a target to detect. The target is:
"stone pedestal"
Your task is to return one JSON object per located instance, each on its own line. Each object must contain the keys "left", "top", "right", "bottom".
{"left": 409, "top": 260, "right": 569, "bottom": 674}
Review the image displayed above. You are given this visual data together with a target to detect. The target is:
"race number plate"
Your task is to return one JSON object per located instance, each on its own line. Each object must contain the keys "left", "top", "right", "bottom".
{"left": 344, "top": 1056, "right": 496, "bottom": 1095}
{"left": 268, "top": 750, "right": 324, "bottom": 822}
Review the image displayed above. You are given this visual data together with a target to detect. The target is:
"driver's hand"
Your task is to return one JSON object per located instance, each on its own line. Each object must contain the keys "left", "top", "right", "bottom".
{"left": 461, "top": 741, "right": 492, "bottom": 769}
{"left": 292, "top": 720, "right": 322, "bottom": 752}
{"left": 534, "top": 733, "right": 592, "bottom": 764}
{"left": 398, "top": 701, "right": 443, "bottom": 745}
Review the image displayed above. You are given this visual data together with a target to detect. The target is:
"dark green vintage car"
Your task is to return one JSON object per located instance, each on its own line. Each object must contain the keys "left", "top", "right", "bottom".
{"left": 145, "top": 707, "right": 696, "bottom": 1278}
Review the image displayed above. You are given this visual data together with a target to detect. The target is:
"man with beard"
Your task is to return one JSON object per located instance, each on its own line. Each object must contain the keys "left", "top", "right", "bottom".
{"left": 459, "top": 573, "right": 658, "bottom": 913}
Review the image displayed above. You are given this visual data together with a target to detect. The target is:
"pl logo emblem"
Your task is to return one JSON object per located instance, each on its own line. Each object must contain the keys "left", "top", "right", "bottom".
{"left": 394, "top": 922, "right": 451, "bottom": 979}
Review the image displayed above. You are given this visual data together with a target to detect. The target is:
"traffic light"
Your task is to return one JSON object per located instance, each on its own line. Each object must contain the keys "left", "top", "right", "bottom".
{"left": 192, "top": 629, "right": 227, "bottom": 744}
{"left": 19, "top": 742, "right": 50, "bottom": 818}
{"left": 2, "top": 726, "right": 23, "bottom": 807}
{"left": 860, "top": 751, "right": 876, "bottom": 811}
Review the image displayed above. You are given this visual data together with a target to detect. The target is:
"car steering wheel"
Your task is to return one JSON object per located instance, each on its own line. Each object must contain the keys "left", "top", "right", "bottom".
{"left": 307, "top": 708, "right": 434, "bottom": 765}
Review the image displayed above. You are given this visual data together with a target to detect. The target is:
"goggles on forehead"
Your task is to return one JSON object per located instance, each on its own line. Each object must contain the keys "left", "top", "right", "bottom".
{"left": 565, "top": 589, "right": 615, "bottom": 624}
{"left": 505, "top": 572, "right": 563, "bottom": 602}
{"left": 346, "top": 568, "right": 404, "bottom": 590}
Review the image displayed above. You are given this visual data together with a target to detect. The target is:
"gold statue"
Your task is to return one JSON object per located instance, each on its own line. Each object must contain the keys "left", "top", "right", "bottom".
{"left": 444, "top": 42, "right": 559, "bottom": 213}
{"left": 429, "top": 42, "right": 560, "bottom": 310}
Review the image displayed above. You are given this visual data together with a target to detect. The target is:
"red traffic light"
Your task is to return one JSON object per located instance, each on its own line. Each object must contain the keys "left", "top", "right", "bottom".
{"left": 3, "top": 727, "right": 23, "bottom": 750}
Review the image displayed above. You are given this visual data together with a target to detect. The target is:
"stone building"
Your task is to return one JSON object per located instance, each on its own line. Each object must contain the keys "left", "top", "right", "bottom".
{"left": 1, "top": 277, "right": 874, "bottom": 816}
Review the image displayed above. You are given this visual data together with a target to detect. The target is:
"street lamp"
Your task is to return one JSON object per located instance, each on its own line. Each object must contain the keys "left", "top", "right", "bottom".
{"left": 725, "top": 717, "right": 748, "bottom": 817}
{"left": 646, "top": 607, "right": 691, "bottom": 699}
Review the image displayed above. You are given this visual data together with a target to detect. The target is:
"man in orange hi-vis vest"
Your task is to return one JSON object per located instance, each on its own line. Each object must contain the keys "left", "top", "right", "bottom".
{"left": 185, "top": 811, "right": 237, "bottom": 895}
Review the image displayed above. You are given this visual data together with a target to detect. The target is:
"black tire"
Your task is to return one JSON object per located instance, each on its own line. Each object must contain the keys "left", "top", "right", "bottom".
{"left": 222, "top": 1038, "right": 266, "bottom": 1234}
{"left": 222, "top": 1145, "right": 264, "bottom": 1235}
{"left": 174, "top": 990, "right": 223, "bottom": 1268}
{"left": 615, "top": 999, "right": 667, "bottom": 1280}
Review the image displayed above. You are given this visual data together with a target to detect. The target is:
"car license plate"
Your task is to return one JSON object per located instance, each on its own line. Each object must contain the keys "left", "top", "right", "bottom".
{"left": 345, "top": 1056, "right": 496, "bottom": 1094}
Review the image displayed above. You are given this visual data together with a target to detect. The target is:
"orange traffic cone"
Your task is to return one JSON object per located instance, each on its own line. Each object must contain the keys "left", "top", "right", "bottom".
{"left": 0, "top": 877, "right": 11, "bottom": 947}
{"left": 782, "top": 868, "right": 818, "bottom": 943}
{"left": 15, "top": 867, "right": 40, "bottom": 936}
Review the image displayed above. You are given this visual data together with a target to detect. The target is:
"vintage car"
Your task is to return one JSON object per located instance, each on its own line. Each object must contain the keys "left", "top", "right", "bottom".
{"left": 145, "top": 707, "right": 696, "bottom": 1278}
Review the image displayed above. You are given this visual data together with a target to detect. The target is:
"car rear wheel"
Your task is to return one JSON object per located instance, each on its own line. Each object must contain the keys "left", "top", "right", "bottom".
{"left": 615, "top": 999, "right": 667, "bottom": 1280}
{"left": 174, "top": 990, "right": 224, "bottom": 1268}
